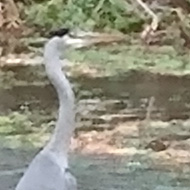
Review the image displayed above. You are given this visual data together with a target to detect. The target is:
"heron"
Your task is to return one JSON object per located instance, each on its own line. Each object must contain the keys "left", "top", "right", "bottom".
{"left": 15, "top": 28, "right": 92, "bottom": 190}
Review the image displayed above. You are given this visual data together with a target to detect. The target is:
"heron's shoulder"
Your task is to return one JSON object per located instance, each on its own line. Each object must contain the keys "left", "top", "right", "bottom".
{"left": 39, "top": 149, "right": 69, "bottom": 169}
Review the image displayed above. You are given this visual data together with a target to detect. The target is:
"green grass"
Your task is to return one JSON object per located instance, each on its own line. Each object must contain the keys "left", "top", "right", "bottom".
{"left": 67, "top": 44, "right": 190, "bottom": 76}
{"left": 0, "top": 111, "right": 51, "bottom": 149}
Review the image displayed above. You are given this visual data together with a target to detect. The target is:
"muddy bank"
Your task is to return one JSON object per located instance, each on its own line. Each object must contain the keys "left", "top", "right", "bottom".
{"left": 1, "top": 65, "right": 190, "bottom": 121}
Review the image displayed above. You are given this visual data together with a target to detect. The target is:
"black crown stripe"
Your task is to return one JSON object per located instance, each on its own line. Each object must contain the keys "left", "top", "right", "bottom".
{"left": 49, "top": 28, "right": 70, "bottom": 38}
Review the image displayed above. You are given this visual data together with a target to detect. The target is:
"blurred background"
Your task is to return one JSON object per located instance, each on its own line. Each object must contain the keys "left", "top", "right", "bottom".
{"left": 0, "top": 0, "right": 190, "bottom": 189}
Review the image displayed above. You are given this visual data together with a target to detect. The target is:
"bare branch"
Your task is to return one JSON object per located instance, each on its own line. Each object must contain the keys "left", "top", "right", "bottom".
{"left": 136, "top": 0, "right": 159, "bottom": 30}
{"left": 135, "top": 0, "right": 159, "bottom": 43}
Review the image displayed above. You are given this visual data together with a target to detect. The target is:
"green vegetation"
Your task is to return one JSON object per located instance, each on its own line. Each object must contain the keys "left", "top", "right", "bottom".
{"left": 21, "top": 0, "right": 190, "bottom": 75}
{"left": 0, "top": 111, "right": 52, "bottom": 149}
{"left": 26, "top": 0, "right": 143, "bottom": 32}
{"left": 67, "top": 44, "right": 190, "bottom": 76}
{"left": 0, "top": 112, "right": 32, "bottom": 135}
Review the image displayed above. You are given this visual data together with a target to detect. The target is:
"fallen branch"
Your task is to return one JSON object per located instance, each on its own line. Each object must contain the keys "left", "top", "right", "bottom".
{"left": 135, "top": 0, "right": 159, "bottom": 42}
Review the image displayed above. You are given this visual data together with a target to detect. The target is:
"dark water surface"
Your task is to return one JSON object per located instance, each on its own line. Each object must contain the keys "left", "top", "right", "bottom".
{"left": 0, "top": 147, "right": 190, "bottom": 190}
{"left": 1, "top": 65, "right": 190, "bottom": 120}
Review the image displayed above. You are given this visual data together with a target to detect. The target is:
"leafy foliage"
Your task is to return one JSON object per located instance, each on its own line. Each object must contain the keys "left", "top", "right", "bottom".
{"left": 0, "top": 112, "right": 33, "bottom": 135}
{"left": 0, "top": 111, "right": 46, "bottom": 148}
{"left": 67, "top": 43, "right": 190, "bottom": 75}
{"left": 26, "top": 0, "right": 143, "bottom": 32}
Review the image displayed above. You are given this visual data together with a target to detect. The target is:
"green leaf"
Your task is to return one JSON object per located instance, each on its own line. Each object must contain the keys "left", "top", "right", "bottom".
{"left": 108, "top": 0, "right": 132, "bottom": 12}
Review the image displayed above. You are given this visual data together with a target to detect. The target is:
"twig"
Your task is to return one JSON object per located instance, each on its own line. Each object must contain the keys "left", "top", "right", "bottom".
{"left": 145, "top": 96, "right": 155, "bottom": 122}
{"left": 136, "top": 0, "right": 159, "bottom": 30}
{"left": 138, "top": 96, "right": 155, "bottom": 148}
{"left": 135, "top": 0, "right": 159, "bottom": 42}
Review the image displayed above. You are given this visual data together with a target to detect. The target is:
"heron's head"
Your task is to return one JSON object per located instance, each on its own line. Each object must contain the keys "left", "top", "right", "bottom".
{"left": 48, "top": 28, "right": 91, "bottom": 49}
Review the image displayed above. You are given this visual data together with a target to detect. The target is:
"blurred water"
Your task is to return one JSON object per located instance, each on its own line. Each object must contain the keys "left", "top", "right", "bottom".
{"left": 0, "top": 147, "right": 190, "bottom": 190}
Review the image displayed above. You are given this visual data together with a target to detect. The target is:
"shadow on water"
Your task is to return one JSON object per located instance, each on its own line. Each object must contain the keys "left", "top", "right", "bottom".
{"left": 1, "top": 65, "right": 190, "bottom": 120}
{"left": 77, "top": 70, "right": 190, "bottom": 120}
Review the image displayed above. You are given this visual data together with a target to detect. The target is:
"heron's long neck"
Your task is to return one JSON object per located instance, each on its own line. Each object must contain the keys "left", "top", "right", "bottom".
{"left": 43, "top": 40, "right": 75, "bottom": 156}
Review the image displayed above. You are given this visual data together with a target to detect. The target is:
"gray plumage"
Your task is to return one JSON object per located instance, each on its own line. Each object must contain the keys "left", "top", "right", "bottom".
{"left": 16, "top": 150, "right": 77, "bottom": 190}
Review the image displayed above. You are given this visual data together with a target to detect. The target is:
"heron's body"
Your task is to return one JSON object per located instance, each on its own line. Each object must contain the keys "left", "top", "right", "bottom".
{"left": 15, "top": 30, "right": 77, "bottom": 190}
{"left": 15, "top": 149, "right": 77, "bottom": 190}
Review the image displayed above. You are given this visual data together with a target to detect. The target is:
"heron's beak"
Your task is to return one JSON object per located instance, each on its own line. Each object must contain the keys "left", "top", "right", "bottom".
{"left": 62, "top": 30, "right": 126, "bottom": 49}
{"left": 62, "top": 35, "right": 92, "bottom": 49}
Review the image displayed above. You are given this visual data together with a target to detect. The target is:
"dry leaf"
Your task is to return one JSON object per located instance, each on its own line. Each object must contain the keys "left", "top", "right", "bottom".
{"left": 4, "top": 0, "right": 21, "bottom": 24}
